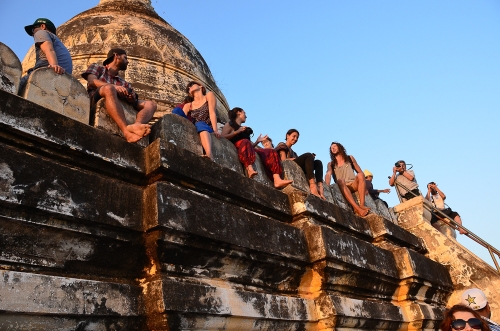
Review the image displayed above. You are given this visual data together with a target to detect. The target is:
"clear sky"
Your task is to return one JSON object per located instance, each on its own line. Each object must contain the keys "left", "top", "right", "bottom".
{"left": 1, "top": 0, "right": 499, "bottom": 268}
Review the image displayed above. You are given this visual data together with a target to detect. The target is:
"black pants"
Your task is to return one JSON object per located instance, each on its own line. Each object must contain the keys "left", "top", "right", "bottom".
{"left": 402, "top": 189, "right": 420, "bottom": 200}
{"left": 294, "top": 153, "right": 323, "bottom": 183}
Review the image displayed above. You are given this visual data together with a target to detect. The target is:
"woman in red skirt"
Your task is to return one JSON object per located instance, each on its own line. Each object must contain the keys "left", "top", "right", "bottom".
{"left": 221, "top": 107, "right": 292, "bottom": 189}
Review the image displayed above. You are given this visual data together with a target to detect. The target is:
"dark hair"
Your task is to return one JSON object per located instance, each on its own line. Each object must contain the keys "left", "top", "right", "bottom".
{"left": 440, "top": 305, "right": 490, "bottom": 331}
{"left": 185, "top": 81, "right": 206, "bottom": 95}
{"left": 183, "top": 95, "right": 194, "bottom": 103}
{"left": 428, "top": 181, "right": 436, "bottom": 186}
{"left": 228, "top": 107, "right": 244, "bottom": 121}
{"left": 286, "top": 129, "right": 299, "bottom": 139}
{"left": 330, "top": 142, "right": 349, "bottom": 168}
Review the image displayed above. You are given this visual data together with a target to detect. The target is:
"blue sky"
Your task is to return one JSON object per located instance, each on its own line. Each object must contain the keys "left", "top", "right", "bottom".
{"left": 1, "top": 0, "right": 499, "bottom": 268}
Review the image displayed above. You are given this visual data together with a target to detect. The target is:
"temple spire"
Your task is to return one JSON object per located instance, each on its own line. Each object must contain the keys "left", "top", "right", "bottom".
{"left": 99, "top": 0, "right": 152, "bottom": 5}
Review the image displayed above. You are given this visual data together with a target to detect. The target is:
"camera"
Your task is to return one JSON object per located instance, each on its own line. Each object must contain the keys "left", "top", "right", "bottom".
{"left": 394, "top": 162, "right": 402, "bottom": 168}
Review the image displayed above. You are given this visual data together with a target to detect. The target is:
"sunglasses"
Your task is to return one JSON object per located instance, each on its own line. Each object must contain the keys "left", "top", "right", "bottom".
{"left": 451, "top": 318, "right": 482, "bottom": 330}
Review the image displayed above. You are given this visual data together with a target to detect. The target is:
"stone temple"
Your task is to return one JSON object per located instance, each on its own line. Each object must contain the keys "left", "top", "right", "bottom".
{"left": 0, "top": 0, "right": 499, "bottom": 330}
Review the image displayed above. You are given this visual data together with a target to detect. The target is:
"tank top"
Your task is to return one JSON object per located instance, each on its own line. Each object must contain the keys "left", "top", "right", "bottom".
{"left": 228, "top": 121, "right": 252, "bottom": 144}
{"left": 190, "top": 101, "right": 211, "bottom": 125}
{"left": 333, "top": 158, "right": 356, "bottom": 183}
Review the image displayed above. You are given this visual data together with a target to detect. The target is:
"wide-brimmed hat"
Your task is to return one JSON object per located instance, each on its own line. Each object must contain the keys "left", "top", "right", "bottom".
{"left": 24, "top": 18, "right": 56, "bottom": 36}
{"left": 103, "top": 48, "right": 127, "bottom": 66}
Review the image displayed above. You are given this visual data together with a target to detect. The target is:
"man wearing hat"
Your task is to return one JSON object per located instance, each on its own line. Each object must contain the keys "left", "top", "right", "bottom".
{"left": 364, "top": 169, "right": 390, "bottom": 208}
{"left": 461, "top": 288, "right": 500, "bottom": 331}
{"left": 82, "top": 48, "right": 157, "bottom": 143}
{"left": 20, "top": 18, "right": 73, "bottom": 92}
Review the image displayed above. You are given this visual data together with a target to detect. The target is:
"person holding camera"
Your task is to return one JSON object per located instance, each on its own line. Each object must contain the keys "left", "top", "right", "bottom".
{"left": 389, "top": 160, "right": 420, "bottom": 201}
{"left": 426, "top": 182, "right": 466, "bottom": 234}
{"left": 276, "top": 129, "right": 325, "bottom": 199}
{"left": 221, "top": 108, "right": 292, "bottom": 189}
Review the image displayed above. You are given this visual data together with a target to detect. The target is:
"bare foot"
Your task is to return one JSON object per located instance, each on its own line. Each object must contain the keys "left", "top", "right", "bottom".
{"left": 309, "top": 183, "right": 322, "bottom": 199}
{"left": 355, "top": 208, "right": 370, "bottom": 217}
{"left": 274, "top": 178, "right": 293, "bottom": 189}
{"left": 127, "top": 123, "right": 151, "bottom": 138}
{"left": 247, "top": 168, "right": 258, "bottom": 178}
{"left": 201, "top": 154, "right": 214, "bottom": 161}
{"left": 317, "top": 183, "right": 327, "bottom": 200}
{"left": 123, "top": 131, "right": 144, "bottom": 143}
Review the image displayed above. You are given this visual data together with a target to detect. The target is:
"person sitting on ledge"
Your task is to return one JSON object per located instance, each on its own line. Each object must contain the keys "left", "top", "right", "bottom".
{"left": 426, "top": 181, "right": 466, "bottom": 235}
{"left": 276, "top": 129, "right": 325, "bottom": 199}
{"left": 82, "top": 48, "right": 156, "bottom": 143}
{"left": 182, "top": 81, "right": 221, "bottom": 160}
{"left": 325, "top": 142, "right": 370, "bottom": 217}
{"left": 20, "top": 18, "right": 73, "bottom": 92}
{"left": 172, "top": 95, "right": 194, "bottom": 122}
{"left": 221, "top": 108, "right": 292, "bottom": 189}
{"left": 364, "top": 169, "right": 390, "bottom": 208}
{"left": 389, "top": 160, "right": 420, "bottom": 201}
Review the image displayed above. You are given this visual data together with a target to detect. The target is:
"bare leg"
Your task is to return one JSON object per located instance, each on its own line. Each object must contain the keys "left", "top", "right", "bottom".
{"left": 317, "top": 182, "right": 326, "bottom": 200}
{"left": 129, "top": 100, "right": 156, "bottom": 137}
{"left": 99, "top": 85, "right": 149, "bottom": 143}
{"left": 273, "top": 174, "right": 292, "bottom": 189}
{"left": 309, "top": 178, "right": 321, "bottom": 198}
{"left": 246, "top": 164, "right": 258, "bottom": 178}
{"left": 355, "top": 173, "right": 369, "bottom": 210}
{"left": 454, "top": 215, "right": 467, "bottom": 234}
{"left": 338, "top": 179, "right": 368, "bottom": 216}
{"left": 199, "top": 131, "right": 213, "bottom": 160}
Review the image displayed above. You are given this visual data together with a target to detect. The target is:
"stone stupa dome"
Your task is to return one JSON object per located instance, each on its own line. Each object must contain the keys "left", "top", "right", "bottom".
{"left": 21, "top": 0, "right": 230, "bottom": 122}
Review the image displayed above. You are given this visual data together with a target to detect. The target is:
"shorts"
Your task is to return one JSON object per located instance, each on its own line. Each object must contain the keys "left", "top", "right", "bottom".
{"left": 346, "top": 180, "right": 356, "bottom": 192}
{"left": 430, "top": 207, "right": 460, "bottom": 224}
{"left": 195, "top": 121, "right": 213, "bottom": 133}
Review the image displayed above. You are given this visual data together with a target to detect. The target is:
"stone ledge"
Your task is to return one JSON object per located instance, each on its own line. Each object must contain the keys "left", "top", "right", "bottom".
{"left": 0, "top": 90, "right": 146, "bottom": 181}
{"left": 144, "top": 182, "right": 307, "bottom": 262}
{"left": 0, "top": 270, "right": 140, "bottom": 316}
{"left": 365, "top": 216, "right": 427, "bottom": 253}
{"left": 0, "top": 142, "right": 143, "bottom": 231}
{"left": 21, "top": 67, "right": 90, "bottom": 124}
{"left": 143, "top": 139, "right": 292, "bottom": 222}
{"left": 0, "top": 42, "right": 22, "bottom": 94}
{"left": 142, "top": 277, "right": 316, "bottom": 326}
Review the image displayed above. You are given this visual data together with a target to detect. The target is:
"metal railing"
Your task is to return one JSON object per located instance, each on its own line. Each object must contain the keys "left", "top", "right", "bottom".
{"left": 392, "top": 179, "right": 500, "bottom": 273}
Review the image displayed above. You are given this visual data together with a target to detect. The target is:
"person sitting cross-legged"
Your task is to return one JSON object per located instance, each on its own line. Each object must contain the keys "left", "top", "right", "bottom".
{"left": 325, "top": 142, "right": 370, "bottom": 217}
{"left": 82, "top": 48, "right": 157, "bottom": 143}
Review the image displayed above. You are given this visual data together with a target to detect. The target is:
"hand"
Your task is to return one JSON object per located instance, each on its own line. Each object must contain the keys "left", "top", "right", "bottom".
{"left": 381, "top": 188, "right": 390, "bottom": 193}
{"left": 48, "top": 64, "right": 65, "bottom": 74}
{"left": 213, "top": 131, "right": 221, "bottom": 139}
{"left": 256, "top": 134, "right": 268, "bottom": 143}
{"left": 115, "top": 86, "right": 129, "bottom": 98}
{"left": 392, "top": 166, "right": 398, "bottom": 174}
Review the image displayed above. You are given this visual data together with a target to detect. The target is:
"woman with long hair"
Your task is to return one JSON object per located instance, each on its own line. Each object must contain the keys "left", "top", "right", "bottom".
{"left": 182, "top": 81, "right": 220, "bottom": 159}
{"left": 221, "top": 107, "right": 292, "bottom": 189}
{"left": 440, "top": 305, "right": 490, "bottom": 331}
{"left": 275, "top": 129, "right": 325, "bottom": 199}
{"left": 325, "top": 142, "right": 369, "bottom": 217}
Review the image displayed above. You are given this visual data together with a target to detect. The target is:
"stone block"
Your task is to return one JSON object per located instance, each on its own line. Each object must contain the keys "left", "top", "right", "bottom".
{"left": 288, "top": 192, "right": 372, "bottom": 238}
{"left": 0, "top": 42, "right": 22, "bottom": 94}
{"left": 144, "top": 182, "right": 307, "bottom": 265}
{"left": 142, "top": 277, "right": 316, "bottom": 330}
{"left": 282, "top": 160, "right": 309, "bottom": 193}
{"left": 149, "top": 113, "right": 202, "bottom": 156}
{"left": 375, "top": 198, "right": 395, "bottom": 223}
{"left": 0, "top": 142, "right": 143, "bottom": 231}
{"left": 20, "top": 67, "right": 90, "bottom": 124}
{"left": 321, "top": 182, "right": 335, "bottom": 204}
{"left": 93, "top": 98, "right": 148, "bottom": 146}
{"left": 329, "top": 183, "right": 351, "bottom": 212}
{"left": 393, "top": 248, "right": 453, "bottom": 305}
{"left": 396, "top": 302, "right": 444, "bottom": 331}
{"left": 303, "top": 226, "right": 399, "bottom": 300}
{"left": 0, "top": 270, "right": 140, "bottom": 317}
{"left": 0, "top": 90, "right": 146, "bottom": 178}
{"left": 365, "top": 216, "right": 427, "bottom": 253}
{"left": 143, "top": 139, "right": 292, "bottom": 222}
{"left": 210, "top": 133, "right": 245, "bottom": 175}
{"left": 316, "top": 294, "right": 404, "bottom": 330}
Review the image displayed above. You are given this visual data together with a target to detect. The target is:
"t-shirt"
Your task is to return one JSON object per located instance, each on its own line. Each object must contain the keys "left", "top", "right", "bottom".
{"left": 82, "top": 63, "right": 137, "bottom": 104}
{"left": 430, "top": 193, "right": 445, "bottom": 210}
{"left": 395, "top": 170, "right": 418, "bottom": 195}
{"left": 33, "top": 30, "right": 73, "bottom": 74}
{"left": 275, "top": 142, "right": 298, "bottom": 159}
